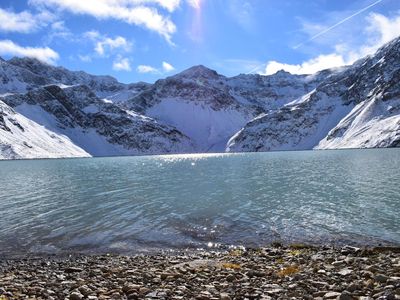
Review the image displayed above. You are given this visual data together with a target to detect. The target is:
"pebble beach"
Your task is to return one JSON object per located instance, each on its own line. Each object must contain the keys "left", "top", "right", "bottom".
{"left": 1, "top": 245, "right": 399, "bottom": 299}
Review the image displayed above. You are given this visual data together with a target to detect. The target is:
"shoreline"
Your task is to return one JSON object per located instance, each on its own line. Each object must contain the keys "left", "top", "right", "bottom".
{"left": 1, "top": 147, "right": 399, "bottom": 162}
{"left": 1, "top": 245, "right": 399, "bottom": 299}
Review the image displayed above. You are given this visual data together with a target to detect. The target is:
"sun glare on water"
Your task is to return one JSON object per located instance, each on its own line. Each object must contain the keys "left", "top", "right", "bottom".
{"left": 154, "top": 152, "right": 238, "bottom": 163}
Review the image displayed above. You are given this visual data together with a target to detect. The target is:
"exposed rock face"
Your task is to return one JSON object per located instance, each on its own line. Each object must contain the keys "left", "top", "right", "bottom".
{"left": 122, "top": 65, "right": 327, "bottom": 151}
{"left": 227, "top": 37, "right": 400, "bottom": 152}
{"left": 1, "top": 85, "right": 194, "bottom": 157}
{"left": 0, "top": 99, "right": 89, "bottom": 159}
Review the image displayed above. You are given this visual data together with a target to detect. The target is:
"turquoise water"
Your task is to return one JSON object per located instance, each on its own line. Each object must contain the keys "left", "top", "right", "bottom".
{"left": 0, "top": 149, "right": 399, "bottom": 255}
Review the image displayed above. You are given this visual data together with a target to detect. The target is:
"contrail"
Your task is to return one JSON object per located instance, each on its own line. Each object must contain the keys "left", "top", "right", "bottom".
{"left": 246, "top": 0, "right": 384, "bottom": 75}
{"left": 293, "top": 0, "right": 383, "bottom": 49}
{"left": 246, "top": 64, "right": 265, "bottom": 75}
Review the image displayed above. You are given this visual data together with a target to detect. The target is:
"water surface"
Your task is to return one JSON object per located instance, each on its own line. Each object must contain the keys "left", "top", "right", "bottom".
{"left": 0, "top": 149, "right": 399, "bottom": 256}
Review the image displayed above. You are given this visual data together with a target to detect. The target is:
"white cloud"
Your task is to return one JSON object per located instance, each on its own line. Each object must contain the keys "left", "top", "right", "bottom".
{"left": 29, "top": 0, "right": 178, "bottom": 42}
{"left": 137, "top": 64, "right": 160, "bottom": 74}
{"left": 0, "top": 9, "right": 36, "bottom": 33}
{"left": 136, "top": 0, "right": 181, "bottom": 12}
{"left": 84, "top": 30, "right": 101, "bottom": 40}
{"left": 265, "top": 54, "right": 347, "bottom": 75}
{"left": 137, "top": 61, "right": 175, "bottom": 74}
{"left": 95, "top": 36, "right": 132, "bottom": 56}
{"left": 78, "top": 54, "right": 92, "bottom": 62}
{"left": 0, "top": 40, "right": 59, "bottom": 64}
{"left": 262, "top": 12, "right": 400, "bottom": 75}
{"left": 113, "top": 56, "right": 131, "bottom": 71}
{"left": 83, "top": 31, "right": 132, "bottom": 58}
{"left": 0, "top": 8, "right": 54, "bottom": 33}
{"left": 44, "top": 21, "right": 74, "bottom": 44}
{"left": 362, "top": 12, "right": 400, "bottom": 54}
{"left": 162, "top": 61, "right": 175, "bottom": 72}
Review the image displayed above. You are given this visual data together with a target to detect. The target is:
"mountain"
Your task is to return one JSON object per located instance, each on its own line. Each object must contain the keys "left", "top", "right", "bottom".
{"left": 1, "top": 36, "right": 400, "bottom": 159}
{"left": 1, "top": 84, "right": 194, "bottom": 157}
{"left": 0, "top": 99, "right": 89, "bottom": 159}
{"left": 227, "top": 37, "right": 400, "bottom": 152}
{"left": 122, "top": 65, "right": 324, "bottom": 151}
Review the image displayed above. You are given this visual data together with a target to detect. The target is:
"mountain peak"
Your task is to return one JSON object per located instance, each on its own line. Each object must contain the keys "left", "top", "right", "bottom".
{"left": 273, "top": 69, "right": 294, "bottom": 76}
{"left": 8, "top": 56, "right": 49, "bottom": 67}
{"left": 177, "top": 65, "right": 221, "bottom": 79}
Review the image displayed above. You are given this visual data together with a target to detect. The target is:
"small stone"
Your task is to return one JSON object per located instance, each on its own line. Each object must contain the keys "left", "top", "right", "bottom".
{"left": 139, "top": 287, "right": 150, "bottom": 295}
{"left": 374, "top": 274, "right": 389, "bottom": 283}
{"left": 146, "top": 291, "right": 159, "bottom": 298}
{"left": 127, "top": 293, "right": 138, "bottom": 300}
{"left": 226, "top": 274, "right": 235, "bottom": 282}
{"left": 122, "top": 284, "right": 141, "bottom": 293}
{"left": 337, "top": 269, "right": 352, "bottom": 276}
{"left": 247, "top": 270, "right": 264, "bottom": 277}
{"left": 332, "top": 260, "right": 345, "bottom": 266}
{"left": 266, "top": 288, "right": 284, "bottom": 295}
{"left": 78, "top": 285, "right": 92, "bottom": 296}
{"left": 324, "top": 291, "right": 341, "bottom": 299}
{"left": 338, "top": 291, "right": 354, "bottom": 300}
{"left": 220, "top": 292, "right": 231, "bottom": 300}
{"left": 64, "top": 267, "right": 83, "bottom": 273}
{"left": 69, "top": 292, "right": 84, "bottom": 300}
{"left": 346, "top": 283, "right": 360, "bottom": 292}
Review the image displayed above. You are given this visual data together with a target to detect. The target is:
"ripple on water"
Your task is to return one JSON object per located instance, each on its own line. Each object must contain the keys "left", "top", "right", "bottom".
{"left": 0, "top": 149, "right": 399, "bottom": 255}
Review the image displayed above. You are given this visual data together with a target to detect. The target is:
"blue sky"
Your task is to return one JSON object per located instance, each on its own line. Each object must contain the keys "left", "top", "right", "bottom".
{"left": 0, "top": 0, "right": 399, "bottom": 83}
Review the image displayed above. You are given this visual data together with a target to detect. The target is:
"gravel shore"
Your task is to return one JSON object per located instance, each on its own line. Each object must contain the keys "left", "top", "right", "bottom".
{"left": 0, "top": 245, "right": 399, "bottom": 299}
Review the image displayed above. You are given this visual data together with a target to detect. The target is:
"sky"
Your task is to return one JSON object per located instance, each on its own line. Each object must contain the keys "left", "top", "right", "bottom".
{"left": 0, "top": 0, "right": 399, "bottom": 83}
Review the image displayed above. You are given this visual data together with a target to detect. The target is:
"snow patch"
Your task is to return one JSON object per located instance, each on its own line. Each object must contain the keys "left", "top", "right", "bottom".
{"left": 147, "top": 99, "right": 249, "bottom": 151}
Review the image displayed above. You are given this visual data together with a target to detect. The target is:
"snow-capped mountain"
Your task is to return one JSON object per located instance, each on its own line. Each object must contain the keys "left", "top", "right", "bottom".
{"left": 1, "top": 36, "right": 400, "bottom": 159}
{"left": 227, "top": 37, "right": 400, "bottom": 152}
{"left": 122, "top": 65, "right": 327, "bottom": 151}
{"left": 0, "top": 99, "right": 89, "bottom": 159}
{"left": 0, "top": 57, "right": 149, "bottom": 100}
{"left": 1, "top": 84, "right": 194, "bottom": 157}
{"left": 123, "top": 65, "right": 260, "bottom": 151}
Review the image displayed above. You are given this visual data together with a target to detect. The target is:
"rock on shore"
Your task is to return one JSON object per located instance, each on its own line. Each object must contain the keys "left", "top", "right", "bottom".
{"left": 0, "top": 246, "right": 399, "bottom": 299}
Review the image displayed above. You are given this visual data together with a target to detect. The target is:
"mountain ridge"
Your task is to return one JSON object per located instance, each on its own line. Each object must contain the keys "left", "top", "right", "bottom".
{"left": 1, "top": 36, "right": 400, "bottom": 159}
